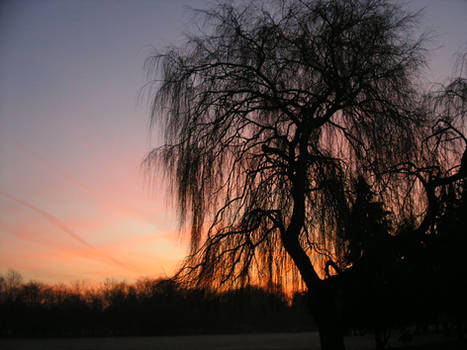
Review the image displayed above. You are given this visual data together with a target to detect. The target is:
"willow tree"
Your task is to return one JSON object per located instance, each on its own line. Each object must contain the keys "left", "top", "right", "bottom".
{"left": 145, "top": 0, "right": 426, "bottom": 349}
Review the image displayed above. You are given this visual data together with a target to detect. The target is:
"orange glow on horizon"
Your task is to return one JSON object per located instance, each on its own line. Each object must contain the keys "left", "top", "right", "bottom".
{"left": 0, "top": 140, "right": 186, "bottom": 284}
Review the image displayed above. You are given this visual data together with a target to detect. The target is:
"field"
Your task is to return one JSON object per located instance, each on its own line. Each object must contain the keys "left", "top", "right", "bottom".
{"left": 0, "top": 332, "right": 462, "bottom": 350}
{"left": 0, "top": 332, "right": 333, "bottom": 350}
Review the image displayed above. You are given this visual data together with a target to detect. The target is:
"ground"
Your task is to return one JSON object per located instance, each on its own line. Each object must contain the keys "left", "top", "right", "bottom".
{"left": 0, "top": 332, "right": 463, "bottom": 350}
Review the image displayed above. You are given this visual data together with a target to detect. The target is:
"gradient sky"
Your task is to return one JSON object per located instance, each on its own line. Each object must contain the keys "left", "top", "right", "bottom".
{"left": 0, "top": 0, "right": 466, "bottom": 285}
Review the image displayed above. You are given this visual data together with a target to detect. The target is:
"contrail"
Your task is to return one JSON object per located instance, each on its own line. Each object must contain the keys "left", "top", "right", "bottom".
{"left": 1, "top": 192, "right": 93, "bottom": 248}
{"left": 0, "top": 191, "right": 133, "bottom": 271}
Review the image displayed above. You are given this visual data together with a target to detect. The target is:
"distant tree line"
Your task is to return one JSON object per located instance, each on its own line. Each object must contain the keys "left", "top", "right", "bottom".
{"left": 0, "top": 270, "right": 314, "bottom": 337}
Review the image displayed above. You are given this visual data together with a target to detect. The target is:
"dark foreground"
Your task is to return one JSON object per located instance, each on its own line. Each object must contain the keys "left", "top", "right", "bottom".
{"left": 0, "top": 332, "right": 464, "bottom": 350}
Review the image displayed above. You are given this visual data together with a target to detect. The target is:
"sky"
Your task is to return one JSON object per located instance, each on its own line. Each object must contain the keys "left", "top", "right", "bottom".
{"left": 0, "top": 0, "right": 466, "bottom": 285}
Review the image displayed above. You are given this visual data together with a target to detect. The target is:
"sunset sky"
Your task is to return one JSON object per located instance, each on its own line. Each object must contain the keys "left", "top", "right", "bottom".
{"left": 1, "top": 0, "right": 466, "bottom": 285}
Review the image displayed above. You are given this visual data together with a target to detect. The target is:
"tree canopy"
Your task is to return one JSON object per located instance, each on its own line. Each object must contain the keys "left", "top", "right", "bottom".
{"left": 145, "top": 0, "right": 426, "bottom": 290}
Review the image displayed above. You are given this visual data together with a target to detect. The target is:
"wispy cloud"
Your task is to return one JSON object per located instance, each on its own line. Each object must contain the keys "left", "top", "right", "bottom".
{"left": 0, "top": 191, "right": 135, "bottom": 272}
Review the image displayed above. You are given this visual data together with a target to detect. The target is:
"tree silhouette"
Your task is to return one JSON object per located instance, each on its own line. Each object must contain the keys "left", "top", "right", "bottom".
{"left": 419, "top": 53, "right": 467, "bottom": 339}
{"left": 343, "top": 177, "right": 393, "bottom": 268}
{"left": 144, "top": 0, "right": 428, "bottom": 348}
{"left": 0, "top": 274, "right": 307, "bottom": 337}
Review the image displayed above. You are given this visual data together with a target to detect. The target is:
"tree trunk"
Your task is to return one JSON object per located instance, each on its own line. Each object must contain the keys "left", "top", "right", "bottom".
{"left": 374, "top": 329, "right": 389, "bottom": 350}
{"left": 281, "top": 153, "right": 346, "bottom": 349}
{"left": 309, "top": 282, "right": 346, "bottom": 350}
